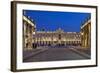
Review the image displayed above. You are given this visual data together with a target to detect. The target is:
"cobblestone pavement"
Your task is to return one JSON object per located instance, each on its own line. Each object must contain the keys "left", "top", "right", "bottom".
{"left": 23, "top": 46, "right": 90, "bottom": 62}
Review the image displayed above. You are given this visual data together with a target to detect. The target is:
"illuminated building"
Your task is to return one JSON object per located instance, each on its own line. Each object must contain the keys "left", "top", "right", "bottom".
{"left": 23, "top": 16, "right": 36, "bottom": 50}
{"left": 23, "top": 15, "right": 90, "bottom": 49}
{"left": 81, "top": 18, "right": 91, "bottom": 48}
{"left": 33, "top": 28, "right": 81, "bottom": 47}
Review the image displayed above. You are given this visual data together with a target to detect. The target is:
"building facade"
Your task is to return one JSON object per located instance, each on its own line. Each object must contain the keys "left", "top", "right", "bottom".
{"left": 33, "top": 28, "right": 81, "bottom": 47}
{"left": 23, "top": 16, "right": 36, "bottom": 50}
{"left": 81, "top": 19, "right": 91, "bottom": 48}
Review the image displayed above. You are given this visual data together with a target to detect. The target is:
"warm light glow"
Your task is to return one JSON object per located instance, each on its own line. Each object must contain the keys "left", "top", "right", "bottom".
{"left": 33, "top": 32, "right": 35, "bottom": 35}
{"left": 81, "top": 32, "right": 84, "bottom": 35}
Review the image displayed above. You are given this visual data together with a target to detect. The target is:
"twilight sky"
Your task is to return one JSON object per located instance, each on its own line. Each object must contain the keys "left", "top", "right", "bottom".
{"left": 23, "top": 10, "right": 91, "bottom": 32}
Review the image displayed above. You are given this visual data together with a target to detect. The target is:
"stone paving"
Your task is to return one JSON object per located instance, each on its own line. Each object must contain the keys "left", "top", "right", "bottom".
{"left": 23, "top": 46, "right": 48, "bottom": 61}
{"left": 23, "top": 46, "right": 90, "bottom": 62}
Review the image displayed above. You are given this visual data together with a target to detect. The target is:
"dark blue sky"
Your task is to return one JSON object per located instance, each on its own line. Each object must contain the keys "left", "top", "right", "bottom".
{"left": 23, "top": 10, "right": 90, "bottom": 32}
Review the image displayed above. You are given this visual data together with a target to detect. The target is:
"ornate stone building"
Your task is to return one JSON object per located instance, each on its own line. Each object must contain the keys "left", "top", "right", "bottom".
{"left": 23, "top": 15, "right": 90, "bottom": 50}
{"left": 81, "top": 18, "right": 91, "bottom": 48}
{"left": 23, "top": 16, "right": 36, "bottom": 50}
{"left": 33, "top": 28, "right": 81, "bottom": 47}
